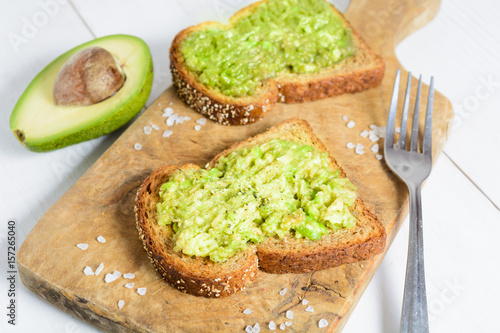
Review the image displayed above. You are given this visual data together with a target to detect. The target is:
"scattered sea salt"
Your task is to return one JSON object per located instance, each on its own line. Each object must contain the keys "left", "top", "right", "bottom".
{"left": 194, "top": 125, "right": 201, "bottom": 131}
{"left": 151, "top": 124, "right": 160, "bottom": 130}
{"left": 76, "top": 243, "right": 88, "bottom": 251}
{"left": 355, "top": 143, "right": 365, "bottom": 155}
{"left": 97, "top": 235, "right": 106, "bottom": 243}
{"left": 286, "top": 310, "right": 293, "bottom": 320}
{"left": 318, "top": 319, "right": 328, "bottom": 328}
{"left": 163, "top": 130, "right": 173, "bottom": 138}
{"left": 112, "top": 271, "right": 122, "bottom": 278}
{"left": 371, "top": 143, "right": 379, "bottom": 153}
{"left": 395, "top": 126, "right": 401, "bottom": 133}
{"left": 302, "top": 299, "right": 309, "bottom": 305}
{"left": 183, "top": 116, "right": 191, "bottom": 121}
{"left": 243, "top": 308, "right": 252, "bottom": 315}
{"left": 342, "top": 115, "right": 348, "bottom": 121}
{"left": 305, "top": 305, "right": 314, "bottom": 313}
{"left": 83, "top": 266, "right": 94, "bottom": 276}
{"left": 279, "top": 288, "right": 288, "bottom": 296}
{"left": 360, "top": 130, "right": 369, "bottom": 138}
{"left": 369, "top": 124, "right": 386, "bottom": 138}
{"left": 95, "top": 263, "right": 104, "bottom": 276}
{"left": 118, "top": 300, "right": 125, "bottom": 309}
{"left": 105, "top": 273, "right": 119, "bottom": 283}
{"left": 125, "top": 283, "right": 135, "bottom": 289}
{"left": 134, "top": 143, "right": 142, "bottom": 150}
{"left": 166, "top": 117, "right": 176, "bottom": 126}
{"left": 347, "top": 120, "right": 355, "bottom": 128}
{"left": 252, "top": 323, "right": 260, "bottom": 333}
{"left": 346, "top": 142, "right": 356, "bottom": 149}
{"left": 245, "top": 325, "right": 253, "bottom": 333}
{"left": 137, "top": 287, "right": 146, "bottom": 296}
{"left": 269, "top": 321, "right": 276, "bottom": 330}
{"left": 143, "top": 126, "right": 152, "bottom": 135}
{"left": 169, "top": 102, "right": 173, "bottom": 106}
{"left": 280, "top": 323, "right": 286, "bottom": 330}
{"left": 196, "top": 118, "right": 207, "bottom": 126}
{"left": 285, "top": 321, "right": 292, "bottom": 327}
{"left": 124, "top": 273, "right": 135, "bottom": 279}
{"left": 376, "top": 154, "right": 383, "bottom": 160}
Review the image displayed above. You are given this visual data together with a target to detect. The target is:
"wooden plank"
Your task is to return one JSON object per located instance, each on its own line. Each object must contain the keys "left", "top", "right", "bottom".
{"left": 16, "top": 0, "right": 454, "bottom": 332}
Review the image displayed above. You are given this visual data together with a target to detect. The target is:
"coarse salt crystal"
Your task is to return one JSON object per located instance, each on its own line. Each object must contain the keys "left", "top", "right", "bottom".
{"left": 196, "top": 118, "right": 207, "bottom": 126}
{"left": 342, "top": 115, "right": 348, "bottom": 121}
{"left": 125, "top": 283, "right": 134, "bottom": 289}
{"left": 243, "top": 308, "right": 252, "bottom": 315}
{"left": 395, "top": 127, "right": 401, "bottom": 133}
{"left": 302, "top": 299, "right": 309, "bottom": 305}
{"left": 118, "top": 300, "right": 125, "bottom": 309}
{"left": 355, "top": 143, "right": 364, "bottom": 155}
{"left": 371, "top": 143, "right": 379, "bottom": 153}
{"left": 279, "top": 288, "right": 287, "bottom": 296}
{"left": 169, "top": 102, "right": 173, "bottom": 105}
{"left": 245, "top": 325, "right": 253, "bottom": 333}
{"left": 286, "top": 310, "right": 293, "bottom": 319}
{"left": 83, "top": 266, "right": 94, "bottom": 276}
{"left": 163, "top": 107, "right": 174, "bottom": 117}
{"left": 285, "top": 321, "right": 292, "bottom": 327}
{"left": 347, "top": 120, "right": 355, "bottom": 128}
{"left": 269, "top": 321, "right": 276, "bottom": 330}
{"left": 252, "top": 323, "right": 260, "bottom": 333}
{"left": 76, "top": 243, "right": 88, "bottom": 250}
{"left": 305, "top": 305, "right": 314, "bottom": 312}
{"left": 346, "top": 142, "right": 355, "bottom": 149}
{"left": 97, "top": 235, "right": 106, "bottom": 243}
{"left": 376, "top": 154, "right": 383, "bottom": 160}
{"left": 368, "top": 131, "right": 379, "bottom": 142}
{"left": 95, "top": 263, "right": 104, "bottom": 276}
{"left": 113, "top": 271, "right": 122, "bottom": 278}
{"left": 163, "top": 130, "right": 173, "bottom": 138}
{"left": 151, "top": 124, "right": 160, "bottom": 130}
{"left": 166, "top": 117, "right": 176, "bottom": 126}
{"left": 137, "top": 287, "right": 146, "bottom": 295}
{"left": 105, "top": 273, "right": 119, "bottom": 283}
{"left": 184, "top": 116, "right": 191, "bottom": 121}
{"left": 194, "top": 125, "right": 201, "bottom": 131}
{"left": 360, "top": 130, "right": 369, "bottom": 138}
{"left": 175, "top": 116, "right": 184, "bottom": 124}
{"left": 134, "top": 143, "right": 142, "bottom": 150}
{"left": 124, "top": 273, "right": 135, "bottom": 279}
{"left": 143, "top": 126, "right": 152, "bottom": 135}
{"left": 318, "top": 319, "right": 328, "bottom": 328}
{"left": 280, "top": 323, "right": 286, "bottom": 330}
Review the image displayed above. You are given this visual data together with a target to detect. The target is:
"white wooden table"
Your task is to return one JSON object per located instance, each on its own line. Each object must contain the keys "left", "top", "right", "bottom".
{"left": 1, "top": 1, "right": 499, "bottom": 332}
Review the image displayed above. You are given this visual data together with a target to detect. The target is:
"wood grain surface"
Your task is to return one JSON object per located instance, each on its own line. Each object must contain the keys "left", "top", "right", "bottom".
{"left": 17, "top": 0, "right": 453, "bottom": 332}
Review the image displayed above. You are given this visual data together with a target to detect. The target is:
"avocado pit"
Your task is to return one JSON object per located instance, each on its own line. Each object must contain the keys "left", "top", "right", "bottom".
{"left": 53, "top": 46, "right": 125, "bottom": 106}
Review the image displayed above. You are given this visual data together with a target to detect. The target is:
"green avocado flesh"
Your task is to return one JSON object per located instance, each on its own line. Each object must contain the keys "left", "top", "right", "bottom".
{"left": 156, "top": 139, "right": 358, "bottom": 263}
{"left": 10, "top": 34, "right": 153, "bottom": 152}
{"left": 180, "top": 0, "right": 355, "bottom": 97}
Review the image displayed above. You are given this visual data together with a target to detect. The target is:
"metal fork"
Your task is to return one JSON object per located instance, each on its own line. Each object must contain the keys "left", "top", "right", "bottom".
{"left": 384, "top": 70, "right": 434, "bottom": 333}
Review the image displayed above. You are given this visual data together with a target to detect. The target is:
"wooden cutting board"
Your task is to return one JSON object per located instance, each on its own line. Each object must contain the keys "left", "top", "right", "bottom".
{"left": 17, "top": 0, "right": 453, "bottom": 332}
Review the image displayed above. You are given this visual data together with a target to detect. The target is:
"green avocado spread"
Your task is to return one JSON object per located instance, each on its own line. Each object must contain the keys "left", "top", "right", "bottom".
{"left": 180, "top": 0, "right": 356, "bottom": 97}
{"left": 156, "top": 139, "right": 358, "bottom": 263}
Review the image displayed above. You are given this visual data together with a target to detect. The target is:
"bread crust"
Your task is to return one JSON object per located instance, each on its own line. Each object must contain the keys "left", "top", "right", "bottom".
{"left": 169, "top": 1, "right": 385, "bottom": 125}
{"left": 135, "top": 118, "right": 386, "bottom": 297}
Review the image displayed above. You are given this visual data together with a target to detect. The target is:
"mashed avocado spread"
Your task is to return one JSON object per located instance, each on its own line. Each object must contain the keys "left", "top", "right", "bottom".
{"left": 180, "top": 0, "right": 356, "bottom": 97}
{"left": 156, "top": 139, "right": 358, "bottom": 263}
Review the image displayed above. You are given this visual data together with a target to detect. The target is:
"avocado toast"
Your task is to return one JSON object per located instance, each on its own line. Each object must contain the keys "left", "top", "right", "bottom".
{"left": 135, "top": 118, "right": 386, "bottom": 297}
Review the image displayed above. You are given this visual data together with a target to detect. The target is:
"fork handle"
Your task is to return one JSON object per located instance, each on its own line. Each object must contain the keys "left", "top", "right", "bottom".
{"left": 401, "top": 184, "right": 429, "bottom": 333}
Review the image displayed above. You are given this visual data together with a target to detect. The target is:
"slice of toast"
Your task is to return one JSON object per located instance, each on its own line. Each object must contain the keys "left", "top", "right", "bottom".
{"left": 135, "top": 118, "right": 386, "bottom": 297}
{"left": 170, "top": 0, "right": 385, "bottom": 125}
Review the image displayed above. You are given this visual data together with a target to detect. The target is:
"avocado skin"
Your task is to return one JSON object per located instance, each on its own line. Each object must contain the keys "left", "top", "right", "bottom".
{"left": 10, "top": 35, "right": 154, "bottom": 152}
{"left": 20, "top": 60, "right": 153, "bottom": 152}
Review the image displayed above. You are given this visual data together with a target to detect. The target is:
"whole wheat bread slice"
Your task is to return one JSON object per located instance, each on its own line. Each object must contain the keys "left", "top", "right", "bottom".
{"left": 135, "top": 118, "right": 386, "bottom": 297}
{"left": 170, "top": 0, "right": 385, "bottom": 125}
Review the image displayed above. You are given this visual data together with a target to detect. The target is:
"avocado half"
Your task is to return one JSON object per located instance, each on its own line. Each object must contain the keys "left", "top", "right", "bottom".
{"left": 10, "top": 34, "right": 153, "bottom": 152}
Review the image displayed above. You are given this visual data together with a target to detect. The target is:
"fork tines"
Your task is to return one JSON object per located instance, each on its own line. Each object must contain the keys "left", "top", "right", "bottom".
{"left": 385, "top": 70, "right": 434, "bottom": 155}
